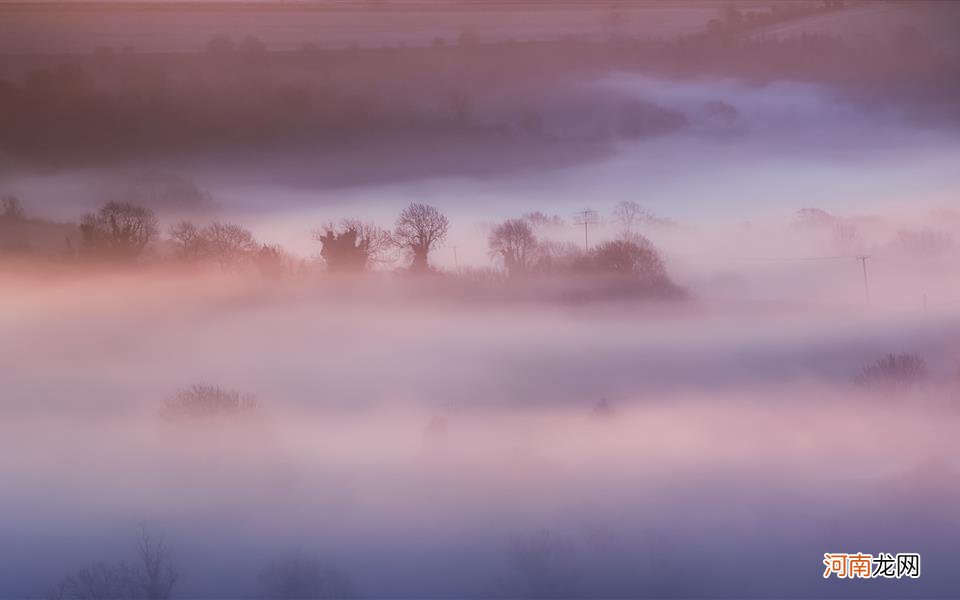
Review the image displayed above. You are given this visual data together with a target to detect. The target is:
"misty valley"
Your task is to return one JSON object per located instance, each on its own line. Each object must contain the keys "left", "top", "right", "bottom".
{"left": 2, "top": 1, "right": 960, "bottom": 599}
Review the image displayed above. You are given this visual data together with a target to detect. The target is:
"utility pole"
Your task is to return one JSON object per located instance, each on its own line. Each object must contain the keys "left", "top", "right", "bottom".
{"left": 857, "top": 255, "right": 870, "bottom": 306}
{"left": 450, "top": 245, "right": 459, "bottom": 272}
{"left": 573, "top": 209, "right": 599, "bottom": 252}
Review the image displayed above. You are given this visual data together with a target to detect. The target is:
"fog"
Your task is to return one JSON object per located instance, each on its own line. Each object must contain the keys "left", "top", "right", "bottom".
{"left": 3, "top": 269, "right": 960, "bottom": 597}
{"left": 2, "top": 1, "right": 960, "bottom": 599}
{"left": 4, "top": 245, "right": 959, "bottom": 598}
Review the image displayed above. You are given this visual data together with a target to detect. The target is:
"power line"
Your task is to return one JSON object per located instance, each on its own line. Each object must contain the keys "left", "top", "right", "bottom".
{"left": 668, "top": 252, "right": 885, "bottom": 307}
{"left": 725, "top": 255, "right": 852, "bottom": 262}
{"left": 666, "top": 252, "right": 857, "bottom": 263}
{"left": 446, "top": 244, "right": 460, "bottom": 272}
{"left": 572, "top": 209, "right": 599, "bottom": 252}
{"left": 857, "top": 254, "right": 871, "bottom": 306}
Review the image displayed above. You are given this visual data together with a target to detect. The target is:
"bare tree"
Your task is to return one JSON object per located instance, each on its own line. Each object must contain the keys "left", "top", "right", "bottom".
{"left": 832, "top": 221, "right": 862, "bottom": 251}
{"left": 50, "top": 526, "right": 176, "bottom": 600}
{"left": 50, "top": 563, "right": 136, "bottom": 600}
{"left": 314, "top": 219, "right": 391, "bottom": 272}
{"left": 159, "top": 384, "right": 258, "bottom": 420}
{"left": 393, "top": 203, "right": 449, "bottom": 272}
{"left": 894, "top": 228, "right": 954, "bottom": 256}
{"left": 169, "top": 220, "right": 206, "bottom": 261}
{"left": 450, "top": 90, "right": 471, "bottom": 125}
{"left": 591, "top": 235, "right": 667, "bottom": 282}
{"left": 201, "top": 221, "right": 259, "bottom": 270}
{"left": 522, "top": 211, "right": 564, "bottom": 229}
{"left": 612, "top": 201, "right": 647, "bottom": 234}
{"left": 256, "top": 243, "right": 291, "bottom": 279}
{"left": 1, "top": 194, "right": 25, "bottom": 220}
{"left": 856, "top": 353, "right": 927, "bottom": 387}
{"left": 79, "top": 202, "right": 158, "bottom": 261}
{"left": 612, "top": 201, "right": 674, "bottom": 233}
{"left": 240, "top": 34, "right": 267, "bottom": 57}
{"left": 592, "top": 397, "right": 615, "bottom": 418}
{"left": 205, "top": 34, "right": 235, "bottom": 55}
{"left": 503, "top": 530, "right": 579, "bottom": 599}
{"left": 793, "top": 207, "right": 836, "bottom": 229}
{"left": 134, "top": 526, "right": 177, "bottom": 600}
{"left": 169, "top": 220, "right": 259, "bottom": 270}
{"left": 488, "top": 218, "right": 537, "bottom": 276}
{"left": 531, "top": 239, "right": 584, "bottom": 274}
{"left": 258, "top": 552, "right": 358, "bottom": 599}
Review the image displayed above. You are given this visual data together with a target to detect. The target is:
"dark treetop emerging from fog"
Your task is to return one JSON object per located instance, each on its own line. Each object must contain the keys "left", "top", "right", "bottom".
{"left": 489, "top": 218, "right": 537, "bottom": 276}
{"left": 79, "top": 202, "right": 158, "bottom": 262}
{"left": 393, "top": 203, "right": 449, "bottom": 272}
{"left": 315, "top": 219, "right": 392, "bottom": 273}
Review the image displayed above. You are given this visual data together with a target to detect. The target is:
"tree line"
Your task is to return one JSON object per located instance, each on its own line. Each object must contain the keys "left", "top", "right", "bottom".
{"left": 3, "top": 10, "right": 954, "bottom": 166}
{"left": 2, "top": 196, "right": 681, "bottom": 295}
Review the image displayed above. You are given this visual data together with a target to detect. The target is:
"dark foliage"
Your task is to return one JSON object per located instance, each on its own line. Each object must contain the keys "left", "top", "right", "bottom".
{"left": 159, "top": 384, "right": 257, "bottom": 420}
{"left": 315, "top": 220, "right": 391, "bottom": 273}
{"left": 79, "top": 202, "right": 158, "bottom": 262}
{"left": 856, "top": 353, "right": 928, "bottom": 387}
{"left": 393, "top": 203, "right": 449, "bottom": 271}
{"left": 50, "top": 526, "right": 176, "bottom": 600}
{"left": 258, "top": 553, "right": 358, "bottom": 600}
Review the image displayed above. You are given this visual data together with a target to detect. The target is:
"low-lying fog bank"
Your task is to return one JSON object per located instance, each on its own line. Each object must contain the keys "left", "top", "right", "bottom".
{"left": 2, "top": 271, "right": 959, "bottom": 597}
{"left": 3, "top": 382, "right": 959, "bottom": 598}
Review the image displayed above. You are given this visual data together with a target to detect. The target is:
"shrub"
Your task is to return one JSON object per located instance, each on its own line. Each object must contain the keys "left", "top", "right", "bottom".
{"left": 49, "top": 526, "right": 176, "bottom": 600}
{"left": 159, "top": 384, "right": 257, "bottom": 420}
{"left": 1, "top": 194, "right": 25, "bottom": 220}
{"left": 79, "top": 202, "right": 158, "bottom": 261}
{"left": 504, "top": 530, "right": 579, "bottom": 599}
{"left": 856, "top": 353, "right": 927, "bottom": 387}
{"left": 590, "top": 237, "right": 666, "bottom": 282}
{"left": 489, "top": 219, "right": 537, "bottom": 276}
{"left": 894, "top": 228, "right": 954, "bottom": 256}
{"left": 258, "top": 552, "right": 358, "bottom": 599}
{"left": 314, "top": 219, "right": 391, "bottom": 273}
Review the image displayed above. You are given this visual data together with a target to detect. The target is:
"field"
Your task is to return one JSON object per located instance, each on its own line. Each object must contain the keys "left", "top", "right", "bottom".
{"left": 0, "top": 1, "right": 717, "bottom": 53}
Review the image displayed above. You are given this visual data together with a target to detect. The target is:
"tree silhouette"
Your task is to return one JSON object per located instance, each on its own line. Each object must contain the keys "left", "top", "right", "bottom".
{"left": 488, "top": 218, "right": 537, "bottom": 276}
{"left": 205, "top": 34, "right": 235, "bottom": 55}
{"left": 315, "top": 219, "right": 391, "bottom": 272}
{"left": 200, "top": 222, "right": 259, "bottom": 270}
{"left": 169, "top": 220, "right": 260, "bottom": 270}
{"left": 134, "top": 526, "right": 177, "bottom": 600}
{"left": 159, "top": 384, "right": 257, "bottom": 420}
{"left": 393, "top": 203, "right": 449, "bottom": 272}
{"left": 256, "top": 243, "right": 289, "bottom": 279}
{"left": 1, "top": 194, "right": 24, "bottom": 220}
{"left": 591, "top": 236, "right": 666, "bottom": 282}
{"left": 612, "top": 201, "right": 651, "bottom": 234}
{"left": 79, "top": 202, "right": 157, "bottom": 261}
{"left": 612, "top": 201, "right": 674, "bottom": 232}
{"left": 50, "top": 526, "right": 176, "bottom": 600}
{"left": 169, "top": 220, "right": 205, "bottom": 261}
{"left": 258, "top": 552, "right": 358, "bottom": 599}
{"left": 856, "top": 354, "right": 927, "bottom": 387}
{"left": 504, "top": 530, "right": 579, "bottom": 599}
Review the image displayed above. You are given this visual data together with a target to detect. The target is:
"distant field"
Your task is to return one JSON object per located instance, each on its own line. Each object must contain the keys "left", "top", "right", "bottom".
{"left": 747, "top": 1, "right": 960, "bottom": 54}
{"left": 0, "top": 1, "right": 717, "bottom": 54}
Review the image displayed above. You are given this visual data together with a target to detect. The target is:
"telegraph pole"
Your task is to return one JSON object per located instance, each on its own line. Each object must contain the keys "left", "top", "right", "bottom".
{"left": 857, "top": 255, "right": 870, "bottom": 306}
{"left": 573, "top": 209, "right": 598, "bottom": 252}
{"left": 450, "top": 245, "right": 460, "bottom": 272}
